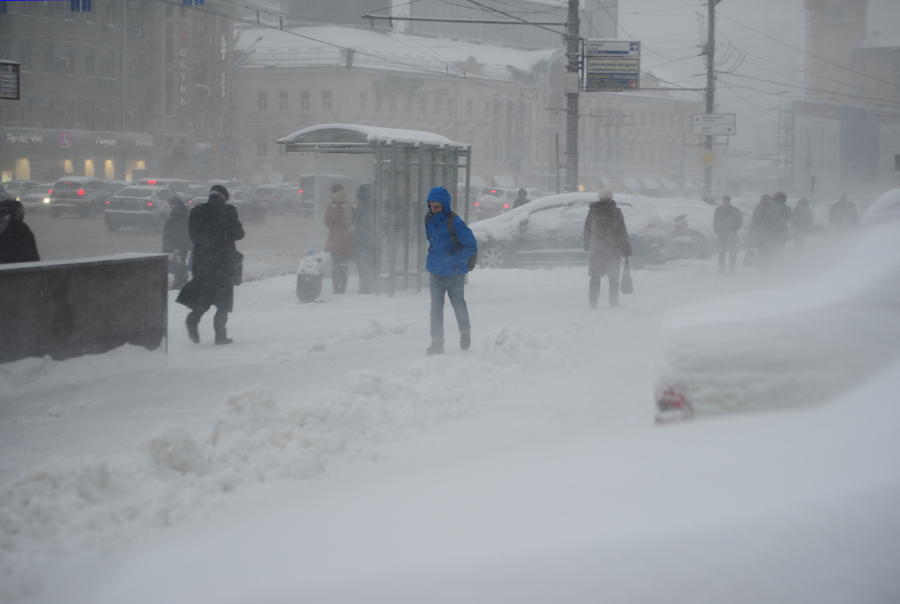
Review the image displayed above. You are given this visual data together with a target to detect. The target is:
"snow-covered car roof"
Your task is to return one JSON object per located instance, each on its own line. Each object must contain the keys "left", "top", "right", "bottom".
{"left": 860, "top": 188, "right": 900, "bottom": 227}
{"left": 655, "top": 222, "right": 900, "bottom": 420}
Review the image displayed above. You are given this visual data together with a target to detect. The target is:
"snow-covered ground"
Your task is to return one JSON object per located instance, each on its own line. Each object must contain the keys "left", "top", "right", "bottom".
{"left": 1, "top": 231, "right": 897, "bottom": 603}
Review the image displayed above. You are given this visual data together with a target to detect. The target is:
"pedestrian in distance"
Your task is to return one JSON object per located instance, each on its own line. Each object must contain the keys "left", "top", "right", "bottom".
{"left": 324, "top": 184, "right": 354, "bottom": 294}
{"left": 176, "top": 184, "right": 245, "bottom": 345}
{"left": 424, "top": 186, "right": 477, "bottom": 355}
{"left": 583, "top": 188, "right": 631, "bottom": 309}
{"left": 768, "top": 191, "right": 793, "bottom": 270}
{"left": 749, "top": 194, "right": 775, "bottom": 272}
{"left": 0, "top": 198, "right": 40, "bottom": 264}
{"left": 829, "top": 193, "right": 859, "bottom": 236}
{"left": 791, "top": 197, "right": 814, "bottom": 255}
{"left": 352, "top": 184, "right": 377, "bottom": 294}
{"left": 713, "top": 194, "right": 743, "bottom": 274}
{"left": 512, "top": 188, "right": 529, "bottom": 209}
{"left": 162, "top": 196, "right": 191, "bottom": 290}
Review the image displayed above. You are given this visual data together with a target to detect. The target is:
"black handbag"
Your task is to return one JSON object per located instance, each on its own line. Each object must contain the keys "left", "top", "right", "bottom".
{"left": 232, "top": 250, "right": 244, "bottom": 286}
{"left": 620, "top": 257, "right": 634, "bottom": 294}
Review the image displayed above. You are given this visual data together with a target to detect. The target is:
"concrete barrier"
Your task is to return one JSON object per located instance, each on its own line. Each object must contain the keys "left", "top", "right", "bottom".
{"left": 0, "top": 254, "right": 168, "bottom": 364}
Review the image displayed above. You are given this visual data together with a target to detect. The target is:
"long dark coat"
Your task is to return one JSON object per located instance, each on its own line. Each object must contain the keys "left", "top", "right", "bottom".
{"left": 0, "top": 220, "right": 40, "bottom": 264}
{"left": 162, "top": 203, "right": 191, "bottom": 259}
{"left": 713, "top": 204, "right": 743, "bottom": 240}
{"left": 583, "top": 199, "right": 632, "bottom": 277}
{"left": 324, "top": 192, "right": 354, "bottom": 255}
{"left": 176, "top": 196, "right": 244, "bottom": 312}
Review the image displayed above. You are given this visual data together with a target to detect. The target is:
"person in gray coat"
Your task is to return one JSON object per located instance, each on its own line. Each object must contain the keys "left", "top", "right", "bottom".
{"left": 583, "top": 188, "right": 631, "bottom": 309}
{"left": 713, "top": 194, "right": 743, "bottom": 274}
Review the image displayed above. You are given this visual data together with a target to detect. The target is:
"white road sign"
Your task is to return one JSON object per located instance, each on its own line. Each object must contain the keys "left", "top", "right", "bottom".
{"left": 692, "top": 113, "right": 736, "bottom": 136}
{"left": 583, "top": 40, "right": 641, "bottom": 92}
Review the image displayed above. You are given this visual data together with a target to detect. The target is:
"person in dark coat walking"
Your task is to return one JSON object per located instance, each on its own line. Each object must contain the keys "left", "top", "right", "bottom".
{"left": 352, "top": 184, "right": 377, "bottom": 294}
{"left": 176, "top": 184, "right": 244, "bottom": 345}
{"left": 583, "top": 188, "right": 631, "bottom": 309}
{"left": 768, "top": 191, "right": 792, "bottom": 269}
{"left": 829, "top": 194, "right": 859, "bottom": 235}
{"left": 512, "top": 188, "right": 529, "bottom": 209}
{"left": 162, "top": 196, "right": 191, "bottom": 289}
{"left": 324, "top": 184, "right": 354, "bottom": 294}
{"left": 0, "top": 199, "right": 40, "bottom": 264}
{"left": 424, "top": 186, "right": 477, "bottom": 355}
{"left": 713, "top": 194, "right": 743, "bottom": 274}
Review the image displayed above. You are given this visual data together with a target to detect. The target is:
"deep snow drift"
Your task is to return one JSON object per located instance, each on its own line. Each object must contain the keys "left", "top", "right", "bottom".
{"left": 0, "top": 229, "right": 897, "bottom": 603}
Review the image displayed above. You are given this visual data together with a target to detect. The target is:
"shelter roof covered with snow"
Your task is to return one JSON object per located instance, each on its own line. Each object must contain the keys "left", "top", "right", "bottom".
{"left": 278, "top": 123, "right": 468, "bottom": 150}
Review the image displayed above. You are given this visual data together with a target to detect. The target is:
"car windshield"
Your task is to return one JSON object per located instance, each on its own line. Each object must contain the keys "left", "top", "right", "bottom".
{"left": 117, "top": 188, "right": 154, "bottom": 198}
{"left": 55, "top": 181, "right": 85, "bottom": 190}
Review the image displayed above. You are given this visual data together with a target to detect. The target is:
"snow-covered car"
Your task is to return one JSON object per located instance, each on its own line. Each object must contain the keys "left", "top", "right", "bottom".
{"left": 654, "top": 222, "right": 900, "bottom": 423}
{"left": 18, "top": 183, "right": 55, "bottom": 215}
{"left": 46, "top": 177, "right": 112, "bottom": 218}
{"left": 860, "top": 187, "right": 900, "bottom": 227}
{"left": 471, "top": 192, "right": 667, "bottom": 269}
{"left": 249, "top": 186, "right": 298, "bottom": 215}
{"left": 104, "top": 186, "right": 176, "bottom": 231}
{"left": 3, "top": 179, "right": 39, "bottom": 199}
{"left": 187, "top": 188, "right": 265, "bottom": 224}
{"left": 474, "top": 188, "right": 510, "bottom": 220}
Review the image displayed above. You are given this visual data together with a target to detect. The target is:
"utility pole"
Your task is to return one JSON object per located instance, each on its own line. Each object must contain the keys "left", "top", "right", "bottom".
{"left": 565, "top": 0, "right": 580, "bottom": 192}
{"left": 704, "top": 0, "right": 719, "bottom": 201}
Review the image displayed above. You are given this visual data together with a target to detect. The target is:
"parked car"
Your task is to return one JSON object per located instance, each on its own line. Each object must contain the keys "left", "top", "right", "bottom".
{"left": 249, "top": 186, "right": 299, "bottom": 215}
{"left": 654, "top": 222, "right": 900, "bottom": 423}
{"left": 47, "top": 177, "right": 112, "bottom": 218}
{"left": 136, "top": 178, "right": 195, "bottom": 200}
{"left": 3, "top": 180, "right": 40, "bottom": 200}
{"left": 106, "top": 180, "right": 132, "bottom": 195}
{"left": 298, "top": 174, "right": 359, "bottom": 218}
{"left": 471, "top": 192, "right": 667, "bottom": 270}
{"left": 18, "top": 183, "right": 55, "bottom": 215}
{"left": 104, "top": 186, "right": 176, "bottom": 231}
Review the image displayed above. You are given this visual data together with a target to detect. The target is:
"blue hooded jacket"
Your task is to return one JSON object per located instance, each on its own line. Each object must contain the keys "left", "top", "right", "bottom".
{"left": 425, "top": 186, "right": 477, "bottom": 276}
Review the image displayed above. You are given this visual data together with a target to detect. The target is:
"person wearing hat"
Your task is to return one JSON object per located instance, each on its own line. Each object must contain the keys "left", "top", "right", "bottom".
{"left": 512, "top": 188, "right": 529, "bottom": 209}
{"left": 176, "top": 184, "right": 244, "bottom": 344}
{"left": 424, "top": 186, "right": 477, "bottom": 355}
{"left": 583, "top": 187, "right": 631, "bottom": 309}
{"left": 162, "top": 196, "right": 191, "bottom": 289}
{"left": 0, "top": 198, "right": 40, "bottom": 264}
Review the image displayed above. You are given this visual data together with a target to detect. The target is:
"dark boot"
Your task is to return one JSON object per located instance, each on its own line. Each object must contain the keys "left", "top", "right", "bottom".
{"left": 186, "top": 312, "right": 201, "bottom": 343}
{"left": 426, "top": 339, "right": 444, "bottom": 355}
{"left": 460, "top": 331, "right": 471, "bottom": 351}
{"left": 213, "top": 309, "right": 232, "bottom": 345}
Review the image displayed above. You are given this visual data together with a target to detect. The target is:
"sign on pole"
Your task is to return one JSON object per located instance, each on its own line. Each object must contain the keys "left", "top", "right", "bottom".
{"left": 583, "top": 40, "right": 640, "bottom": 92}
{"left": 692, "top": 113, "right": 736, "bottom": 136}
{"left": 0, "top": 61, "right": 20, "bottom": 101}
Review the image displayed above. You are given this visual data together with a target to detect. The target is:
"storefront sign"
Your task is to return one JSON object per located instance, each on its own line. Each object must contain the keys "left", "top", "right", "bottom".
{"left": 60, "top": 131, "right": 72, "bottom": 148}
{"left": 135, "top": 140, "right": 153, "bottom": 147}
{"left": 7, "top": 133, "right": 43, "bottom": 143}
{"left": 179, "top": 48, "right": 188, "bottom": 107}
{"left": 96, "top": 137, "right": 117, "bottom": 147}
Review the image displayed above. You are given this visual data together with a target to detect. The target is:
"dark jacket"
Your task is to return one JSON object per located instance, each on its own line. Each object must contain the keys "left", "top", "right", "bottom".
{"left": 584, "top": 199, "right": 631, "bottom": 276}
{"left": 351, "top": 190, "right": 376, "bottom": 253}
{"left": 162, "top": 202, "right": 191, "bottom": 259}
{"left": 0, "top": 200, "right": 40, "bottom": 264}
{"left": 324, "top": 190, "right": 354, "bottom": 255}
{"left": 713, "top": 204, "right": 743, "bottom": 238}
{"left": 176, "top": 195, "right": 244, "bottom": 312}
{"left": 425, "top": 187, "right": 477, "bottom": 277}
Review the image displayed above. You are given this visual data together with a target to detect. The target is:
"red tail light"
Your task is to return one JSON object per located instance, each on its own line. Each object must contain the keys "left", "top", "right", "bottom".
{"left": 298, "top": 189, "right": 303, "bottom": 194}
{"left": 77, "top": 189, "right": 85, "bottom": 195}
{"left": 106, "top": 200, "right": 110, "bottom": 204}
{"left": 274, "top": 197, "right": 278, "bottom": 200}
{"left": 147, "top": 180, "right": 157, "bottom": 184}
{"left": 474, "top": 202, "right": 480, "bottom": 206}
{"left": 147, "top": 202, "right": 154, "bottom": 207}
{"left": 490, "top": 190, "right": 496, "bottom": 193}
{"left": 48, "top": 189, "right": 53, "bottom": 194}
{"left": 503, "top": 203, "right": 509, "bottom": 209}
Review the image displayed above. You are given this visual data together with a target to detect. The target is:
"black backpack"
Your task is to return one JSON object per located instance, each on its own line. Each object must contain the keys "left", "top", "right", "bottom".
{"left": 426, "top": 211, "right": 477, "bottom": 271}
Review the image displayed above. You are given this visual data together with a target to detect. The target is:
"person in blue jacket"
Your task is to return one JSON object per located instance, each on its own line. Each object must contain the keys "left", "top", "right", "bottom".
{"left": 424, "top": 186, "right": 477, "bottom": 355}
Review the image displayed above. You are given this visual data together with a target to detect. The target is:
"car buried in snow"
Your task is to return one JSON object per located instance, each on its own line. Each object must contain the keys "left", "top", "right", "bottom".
{"left": 654, "top": 222, "right": 900, "bottom": 423}
{"left": 470, "top": 192, "right": 667, "bottom": 270}
{"left": 104, "top": 185, "right": 177, "bottom": 231}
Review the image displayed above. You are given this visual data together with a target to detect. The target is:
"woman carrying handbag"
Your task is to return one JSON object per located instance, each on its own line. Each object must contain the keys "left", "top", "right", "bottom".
{"left": 583, "top": 188, "right": 632, "bottom": 309}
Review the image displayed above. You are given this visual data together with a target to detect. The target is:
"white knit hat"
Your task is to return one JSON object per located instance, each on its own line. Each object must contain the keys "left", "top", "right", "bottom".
{"left": 598, "top": 187, "right": 614, "bottom": 201}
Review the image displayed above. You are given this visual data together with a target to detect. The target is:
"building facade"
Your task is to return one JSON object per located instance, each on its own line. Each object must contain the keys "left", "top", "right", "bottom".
{"left": 232, "top": 25, "right": 703, "bottom": 193}
{"left": 0, "top": 0, "right": 234, "bottom": 184}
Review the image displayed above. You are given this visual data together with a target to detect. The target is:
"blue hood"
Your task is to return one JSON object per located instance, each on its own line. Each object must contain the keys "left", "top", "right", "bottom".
{"left": 427, "top": 187, "right": 452, "bottom": 213}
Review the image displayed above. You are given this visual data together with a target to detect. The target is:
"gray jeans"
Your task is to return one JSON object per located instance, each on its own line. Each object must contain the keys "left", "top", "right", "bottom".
{"left": 430, "top": 273, "right": 470, "bottom": 340}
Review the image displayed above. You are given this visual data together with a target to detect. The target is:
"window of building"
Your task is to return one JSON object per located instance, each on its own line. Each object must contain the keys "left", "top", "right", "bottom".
{"left": 21, "top": 2, "right": 33, "bottom": 16}
{"left": 300, "top": 90, "right": 310, "bottom": 111}
{"left": 194, "top": 13, "right": 208, "bottom": 35}
{"left": 359, "top": 91, "right": 367, "bottom": 112}
{"left": 43, "top": 43, "right": 53, "bottom": 73}
{"left": 85, "top": 47, "right": 95, "bottom": 76}
{"left": 279, "top": 91, "right": 288, "bottom": 111}
{"left": 105, "top": 0, "right": 115, "bottom": 24}
{"left": 165, "top": 23, "right": 173, "bottom": 64}
{"left": 434, "top": 97, "right": 441, "bottom": 117}
{"left": 466, "top": 99, "right": 473, "bottom": 119}
{"left": 84, "top": 101, "right": 94, "bottom": 130}
{"left": 165, "top": 2, "right": 173, "bottom": 17}
{"left": 322, "top": 91, "right": 332, "bottom": 111}
{"left": 103, "top": 49, "right": 115, "bottom": 78}
{"left": 447, "top": 98, "right": 454, "bottom": 117}
{"left": 405, "top": 95, "right": 412, "bottom": 115}
{"left": 165, "top": 72, "right": 173, "bottom": 115}
{"left": 60, "top": 44, "right": 74, "bottom": 74}
{"left": 420, "top": 96, "right": 427, "bottom": 116}
{"left": 375, "top": 93, "right": 382, "bottom": 113}
{"left": 129, "top": 53, "right": 142, "bottom": 80}
{"left": 19, "top": 41, "right": 32, "bottom": 72}
{"left": 193, "top": 62, "right": 206, "bottom": 85}
{"left": 390, "top": 95, "right": 397, "bottom": 114}
{"left": 43, "top": 1, "right": 54, "bottom": 18}
{"left": 257, "top": 141, "right": 268, "bottom": 157}
{"left": 258, "top": 91, "right": 267, "bottom": 111}
{"left": 0, "top": 40, "right": 9, "bottom": 61}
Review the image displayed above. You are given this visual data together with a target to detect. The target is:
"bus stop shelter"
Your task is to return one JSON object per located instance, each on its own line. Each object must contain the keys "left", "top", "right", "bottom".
{"left": 278, "top": 124, "right": 471, "bottom": 296}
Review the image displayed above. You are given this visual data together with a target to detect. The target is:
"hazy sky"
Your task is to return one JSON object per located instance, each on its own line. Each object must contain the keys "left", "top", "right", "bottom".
{"left": 613, "top": 0, "right": 900, "bottom": 153}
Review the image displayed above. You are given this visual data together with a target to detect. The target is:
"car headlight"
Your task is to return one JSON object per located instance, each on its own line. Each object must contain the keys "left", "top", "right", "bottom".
{"left": 43, "top": 198, "right": 50, "bottom": 204}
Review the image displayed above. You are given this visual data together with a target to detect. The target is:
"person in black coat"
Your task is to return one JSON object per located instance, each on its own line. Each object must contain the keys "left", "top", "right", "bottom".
{"left": 176, "top": 184, "right": 244, "bottom": 345}
{"left": 352, "top": 184, "right": 377, "bottom": 294}
{"left": 162, "top": 196, "right": 191, "bottom": 289}
{"left": 0, "top": 199, "right": 40, "bottom": 264}
{"left": 713, "top": 194, "right": 743, "bottom": 274}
